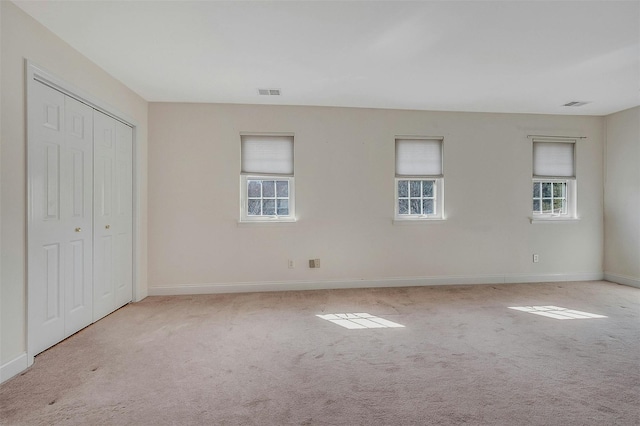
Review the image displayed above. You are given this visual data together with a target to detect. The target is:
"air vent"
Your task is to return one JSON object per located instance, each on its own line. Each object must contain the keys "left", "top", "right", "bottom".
{"left": 563, "top": 101, "right": 590, "bottom": 107}
{"left": 258, "top": 88, "right": 281, "bottom": 96}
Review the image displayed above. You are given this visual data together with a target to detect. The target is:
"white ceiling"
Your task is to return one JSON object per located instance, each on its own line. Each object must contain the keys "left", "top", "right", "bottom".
{"left": 14, "top": 0, "right": 640, "bottom": 115}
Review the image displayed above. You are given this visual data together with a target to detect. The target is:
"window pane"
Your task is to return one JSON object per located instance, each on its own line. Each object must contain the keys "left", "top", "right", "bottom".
{"left": 553, "top": 182, "right": 565, "bottom": 198}
{"left": 277, "top": 199, "right": 289, "bottom": 216}
{"left": 410, "top": 181, "right": 421, "bottom": 197}
{"left": 534, "top": 180, "right": 571, "bottom": 215}
{"left": 262, "top": 180, "right": 275, "bottom": 197}
{"left": 243, "top": 176, "right": 293, "bottom": 221}
{"left": 248, "top": 180, "right": 261, "bottom": 198}
{"left": 248, "top": 199, "right": 261, "bottom": 215}
{"left": 410, "top": 199, "right": 421, "bottom": 214}
{"left": 399, "top": 199, "right": 409, "bottom": 214}
{"left": 276, "top": 180, "right": 288, "bottom": 197}
{"left": 553, "top": 199, "right": 565, "bottom": 213}
{"left": 398, "top": 180, "right": 408, "bottom": 198}
{"left": 263, "top": 199, "right": 275, "bottom": 215}
{"left": 533, "top": 182, "right": 540, "bottom": 198}
{"left": 423, "top": 199, "right": 434, "bottom": 215}
{"left": 423, "top": 180, "right": 434, "bottom": 198}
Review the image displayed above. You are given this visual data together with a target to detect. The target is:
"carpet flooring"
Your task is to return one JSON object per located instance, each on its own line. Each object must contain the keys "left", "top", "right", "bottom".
{"left": 1, "top": 281, "right": 639, "bottom": 425}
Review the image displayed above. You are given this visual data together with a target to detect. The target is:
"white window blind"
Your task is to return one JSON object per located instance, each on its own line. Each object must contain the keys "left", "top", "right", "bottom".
{"left": 241, "top": 135, "right": 294, "bottom": 175}
{"left": 396, "top": 138, "right": 443, "bottom": 176}
{"left": 533, "top": 141, "right": 575, "bottom": 178}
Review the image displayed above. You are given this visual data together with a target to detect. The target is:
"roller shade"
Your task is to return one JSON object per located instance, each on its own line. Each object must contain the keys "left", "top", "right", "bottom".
{"left": 533, "top": 141, "right": 575, "bottom": 178}
{"left": 396, "top": 138, "right": 443, "bottom": 176}
{"left": 241, "top": 135, "right": 294, "bottom": 175}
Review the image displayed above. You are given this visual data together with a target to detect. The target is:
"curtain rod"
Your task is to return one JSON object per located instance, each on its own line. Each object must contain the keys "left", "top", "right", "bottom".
{"left": 527, "top": 135, "right": 587, "bottom": 139}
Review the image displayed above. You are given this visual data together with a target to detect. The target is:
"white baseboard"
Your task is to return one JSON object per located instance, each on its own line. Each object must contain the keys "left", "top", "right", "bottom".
{"left": 0, "top": 353, "right": 28, "bottom": 384}
{"left": 604, "top": 272, "right": 640, "bottom": 289}
{"left": 148, "top": 272, "right": 604, "bottom": 296}
{"left": 504, "top": 272, "right": 604, "bottom": 284}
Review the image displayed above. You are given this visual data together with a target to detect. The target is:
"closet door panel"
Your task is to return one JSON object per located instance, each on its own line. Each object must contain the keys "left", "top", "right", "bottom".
{"left": 93, "top": 112, "right": 133, "bottom": 319}
{"left": 28, "top": 82, "right": 66, "bottom": 354}
{"left": 63, "top": 96, "right": 94, "bottom": 336}
{"left": 93, "top": 110, "right": 117, "bottom": 321}
{"left": 114, "top": 121, "right": 133, "bottom": 308}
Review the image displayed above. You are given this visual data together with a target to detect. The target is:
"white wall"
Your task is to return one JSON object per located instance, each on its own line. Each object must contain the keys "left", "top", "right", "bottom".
{"left": 148, "top": 103, "right": 604, "bottom": 294}
{"left": 0, "top": 1, "right": 148, "bottom": 379}
{"left": 604, "top": 107, "right": 640, "bottom": 287}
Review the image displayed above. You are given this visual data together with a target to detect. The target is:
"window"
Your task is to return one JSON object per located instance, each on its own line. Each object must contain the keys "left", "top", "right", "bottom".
{"left": 240, "top": 134, "right": 295, "bottom": 222}
{"left": 532, "top": 138, "right": 576, "bottom": 219}
{"left": 395, "top": 138, "right": 444, "bottom": 220}
{"left": 532, "top": 181, "right": 567, "bottom": 215}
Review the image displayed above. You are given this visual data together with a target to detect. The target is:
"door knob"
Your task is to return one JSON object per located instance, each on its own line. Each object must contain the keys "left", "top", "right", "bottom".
{"left": 75, "top": 227, "right": 82, "bottom": 232}
{"left": 105, "top": 225, "right": 110, "bottom": 229}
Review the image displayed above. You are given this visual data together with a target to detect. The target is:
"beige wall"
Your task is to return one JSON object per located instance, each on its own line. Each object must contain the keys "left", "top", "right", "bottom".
{"left": 148, "top": 103, "right": 604, "bottom": 293}
{"left": 604, "top": 107, "right": 640, "bottom": 286}
{"left": 0, "top": 2, "right": 148, "bottom": 368}
{"left": 0, "top": 0, "right": 4, "bottom": 376}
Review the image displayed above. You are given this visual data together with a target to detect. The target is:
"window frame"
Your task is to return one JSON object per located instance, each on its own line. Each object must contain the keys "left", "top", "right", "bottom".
{"left": 240, "top": 175, "right": 296, "bottom": 222}
{"left": 239, "top": 133, "right": 295, "bottom": 223}
{"left": 531, "top": 138, "right": 578, "bottom": 221}
{"left": 532, "top": 178, "right": 576, "bottom": 218}
{"left": 394, "top": 137, "right": 445, "bottom": 221}
{"left": 394, "top": 177, "right": 444, "bottom": 220}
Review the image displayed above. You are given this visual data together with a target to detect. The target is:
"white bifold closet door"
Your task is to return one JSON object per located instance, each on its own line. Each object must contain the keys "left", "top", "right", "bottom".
{"left": 93, "top": 110, "right": 133, "bottom": 321}
{"left": 28, "top": 81, "right": 133, "bottom": 357}
{"left": 28, "top": 81, "right": 94, "bottom": 355}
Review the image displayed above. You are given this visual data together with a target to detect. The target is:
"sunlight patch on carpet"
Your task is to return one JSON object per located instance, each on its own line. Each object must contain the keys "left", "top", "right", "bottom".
{"left": 316, "top": 313, "right": 405, "bottom": 329}
{"left": 508, "top": 306, "right": 607, "bottom": 320}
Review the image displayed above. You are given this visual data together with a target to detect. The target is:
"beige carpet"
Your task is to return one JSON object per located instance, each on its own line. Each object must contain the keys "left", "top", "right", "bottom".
{"left": 1, "top": 281, "right": 639, "bottom": 425}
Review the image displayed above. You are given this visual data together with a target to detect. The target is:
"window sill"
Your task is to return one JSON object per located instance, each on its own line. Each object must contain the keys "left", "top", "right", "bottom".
{"left": 237, "top": 218, "right": 297, "bottom": 227}
{"left": 393, "top": 217, "right": 446, "bottom": 225}
{"left": 530, "top": 216, "right": 580, "bottom": 224}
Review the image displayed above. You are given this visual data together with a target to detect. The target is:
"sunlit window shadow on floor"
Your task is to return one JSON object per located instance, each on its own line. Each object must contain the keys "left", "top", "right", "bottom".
{"left": 508, "top": 305, "right": 607, "bottom": 320}
{"left": 316, "top": 313, "right": 405, "bottom": 329}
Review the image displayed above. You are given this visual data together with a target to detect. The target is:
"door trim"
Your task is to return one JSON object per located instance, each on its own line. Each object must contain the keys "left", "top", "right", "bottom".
{"left": 25, "top": 60, "right": 143, "bottom": 366}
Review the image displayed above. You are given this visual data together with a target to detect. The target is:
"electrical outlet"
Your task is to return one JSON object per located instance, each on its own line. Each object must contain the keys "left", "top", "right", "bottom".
{"left": 308, "top": 259, "right": 321, "bottom": 268}
{"left": 314, "top": 258, "right": 320, "bottom": 268}
{"left": 533, "top": 254, "right": 539, "bottom": 263}
{"left": 288, "top": 260, "right": 295, "bottom": 269}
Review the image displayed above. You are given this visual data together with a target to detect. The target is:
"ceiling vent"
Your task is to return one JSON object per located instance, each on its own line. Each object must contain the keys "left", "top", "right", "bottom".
{"left": 258, "top": 88, "right": 281, "bottom": 96}
{"left": 563, "top": 101, "right": 590, "bottom": 107}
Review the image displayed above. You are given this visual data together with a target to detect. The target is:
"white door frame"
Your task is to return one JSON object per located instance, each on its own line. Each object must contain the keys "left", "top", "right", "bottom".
{"left": 26, "top": 60, "right": 142, "bottom": 366}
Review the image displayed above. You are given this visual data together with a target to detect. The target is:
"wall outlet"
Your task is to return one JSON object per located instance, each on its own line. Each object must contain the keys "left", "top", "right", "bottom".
{"left": 309, "top": 258, "right": 320, "bottom": 268}
{"left": 533, "top": 254, "right": 539, "bottom": 263}
{"left": 288, "top": 259, "right": 295, "bottom": 269}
